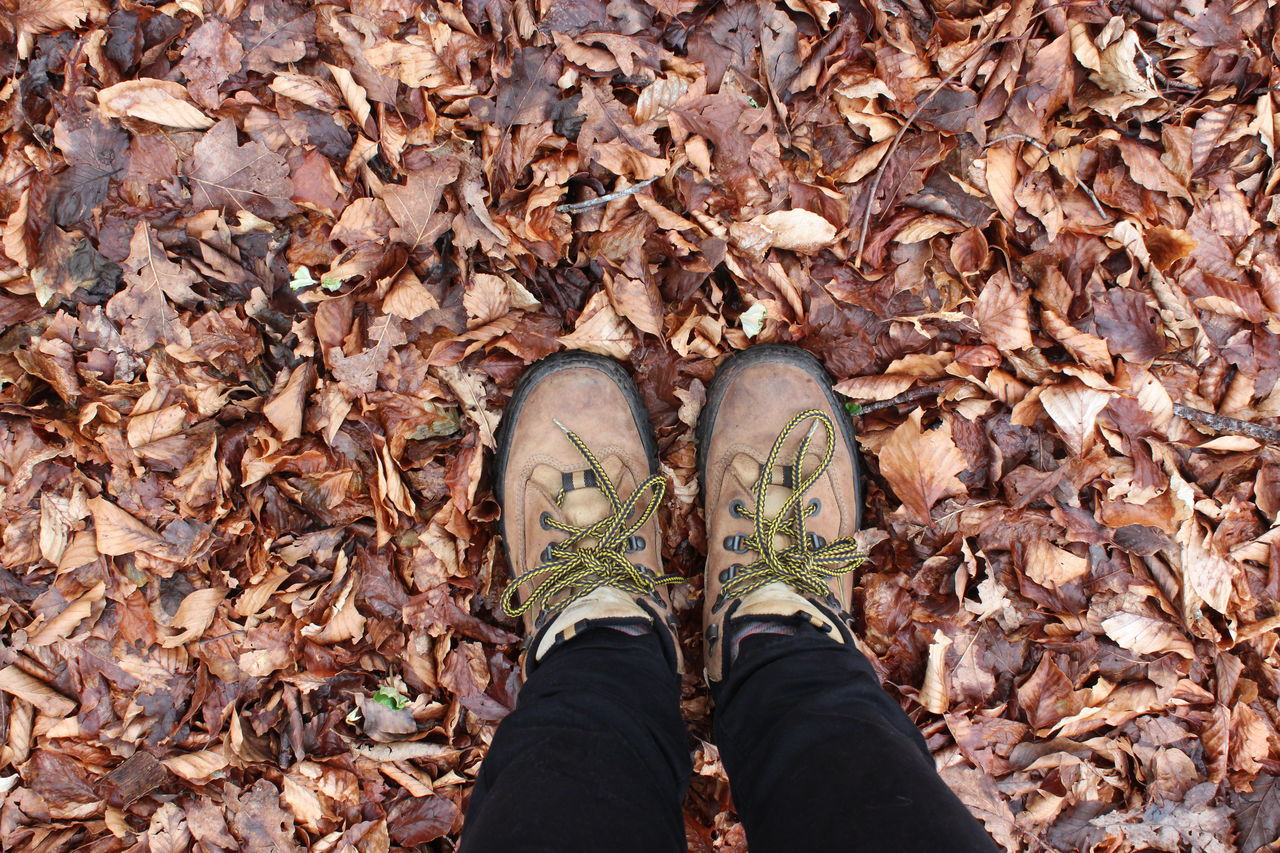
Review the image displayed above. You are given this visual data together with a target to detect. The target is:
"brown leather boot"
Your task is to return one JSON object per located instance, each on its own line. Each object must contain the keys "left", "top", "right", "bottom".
{"left": 495, "top": 351, "right": 682, "bottom": 673}
{"left": 698, "top": 345, "right": 865, "bottom": 684}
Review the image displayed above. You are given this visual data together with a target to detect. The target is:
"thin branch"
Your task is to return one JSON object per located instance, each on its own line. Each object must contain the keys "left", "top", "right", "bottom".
{"left": 852, "top": 385, "right": 945, "bottom": 415}
{"left": 1173, "top": 404, "right": 1280, "bottom": 445}
{"left": 557, "top": 176, "right": 660, "bottom": 213}
{"left": 985, "top": 133, "right": 1107, "bottom": 218}
{"left": 854, "top": 36, "right": 1008, "bottom": 267}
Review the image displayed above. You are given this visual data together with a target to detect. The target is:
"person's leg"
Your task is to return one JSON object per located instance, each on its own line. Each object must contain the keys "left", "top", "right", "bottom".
{"left": 461, "top": 626, "right": 689, "bottom": 853}
{"left": 712, "top": 620, "right": 999, "bottom": 853}
{"left": 470, "top": 351, "right": 693, "bottom": 852}
{"left": 696, "top": 346, "right": 997, "bottom": 852}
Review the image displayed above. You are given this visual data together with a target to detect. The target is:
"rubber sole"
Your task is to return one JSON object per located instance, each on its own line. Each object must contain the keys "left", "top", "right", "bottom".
{"left": 696, "top": 344, "right": 863, "bottom": 531}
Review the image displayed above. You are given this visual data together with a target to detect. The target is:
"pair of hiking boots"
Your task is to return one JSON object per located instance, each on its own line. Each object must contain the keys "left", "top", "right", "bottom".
{"left": 494, "top": 345, "right": 865, "bottom": 684}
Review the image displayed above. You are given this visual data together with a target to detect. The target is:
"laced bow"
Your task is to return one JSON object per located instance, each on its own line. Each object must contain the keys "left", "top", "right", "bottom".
{"left": 502, "top": 420, "right": 680, "bottom": 619}
{"left": 720, "top": 409, "right": 864, "bottom": 602}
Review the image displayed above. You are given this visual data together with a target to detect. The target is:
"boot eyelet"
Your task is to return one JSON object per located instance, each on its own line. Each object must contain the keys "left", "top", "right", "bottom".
{"left": 722, "top": 534, "right": 747, "bottom": 554}
{"left": 539, "top": 512, "right": 554, "bottom": 529}
{"left": 806, "top": 532, "right": 826, "bottom": 549}
{"left": 729, "top": 500, "right": 746, "bottom": 517}
{"left": 807, "top": 499, "right": 821, "bottom": 514}
{"left": 627, "top": 535, "right": 645, "bottom": 553}
{"left": 540, "top": 544, "right": 555, "bottom": 561}
{"left": 718, "top": 564, "right": 739, "bottom": 583}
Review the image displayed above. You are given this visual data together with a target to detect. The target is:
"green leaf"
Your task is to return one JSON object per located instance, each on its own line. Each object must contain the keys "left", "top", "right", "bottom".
{"left": 844, "top": 401, "right": 864, "bottom": 416}
{"left": 289, "top": 266, "right": 318, "bottom": 291}
{"left": 371, "top": 684, "right": 410, "bottom": 710}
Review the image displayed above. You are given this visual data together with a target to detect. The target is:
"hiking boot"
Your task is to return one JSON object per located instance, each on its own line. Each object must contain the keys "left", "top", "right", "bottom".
{"left": 495, "top": 351, "right": 681, "bottom": 673}
{"left": 698, "top": 345, "right": 865, "bottom": 684}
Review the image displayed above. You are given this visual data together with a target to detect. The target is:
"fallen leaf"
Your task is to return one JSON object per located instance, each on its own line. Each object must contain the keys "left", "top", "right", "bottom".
{"left": 876, "top": 410, "right": 968, "bottom": 524}
{"left": 919, "top": 629, "right": 952, "bottom": 713}
{"left": 1101, "top": 612, "right": 1194, "bottom": 659}
{"left": 187, "top": 119, "right": 296, "bottom": 219}
{"left": 163, "top": 749, "right": 229, "bottom": 783}
{"left": 1040, "top": 382, "right": 1111, "bottom": 456}
{"left": 1023, "top": 540, "right": 1088, "bottom": 588}
{"left": 97, "top": 79, "right": 213, "bottom": 129}
{"left": 557, "top": 290, "right": 636, "bottom": 359}
{"left": 0, "top": 665, "right": 76, "bottom": 716}
{"left": 160, "top": 588, "right": 227, "bottom": 648}
{"left": 974, "top": 272, "right": 1032, "bottom": 350}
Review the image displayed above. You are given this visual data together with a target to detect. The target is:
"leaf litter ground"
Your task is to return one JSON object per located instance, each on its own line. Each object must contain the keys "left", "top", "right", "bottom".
{"left": 0, "top": 1, "right": 1279, "bottom": 851}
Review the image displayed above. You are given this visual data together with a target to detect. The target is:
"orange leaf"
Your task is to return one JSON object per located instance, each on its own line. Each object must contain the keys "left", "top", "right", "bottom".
{"left": 877, "top": 410, "right": 968, "bottom": 524}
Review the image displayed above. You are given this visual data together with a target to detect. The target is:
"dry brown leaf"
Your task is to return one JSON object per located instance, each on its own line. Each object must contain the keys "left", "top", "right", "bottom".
{"left": 268, "top": 73, "right": 341, "bottom": 112}
{"left": 557, "top": 290, "right": 635, "bottom": 359}
{"left": 605, "top": 273, "right": 663, "bottom": 337}
{"left": 974, "top": 272, "right": 1032, "bottom": 350}
{"left": 1023, "top": 540, "right": 1087, "bottom": 588}
{"left": 163, "top": 749, "right": 229, "bottom": 782}
{"left": 464, "top": 274, "right": 512, "bottom": 329}
{"left": 97, "top": 79, "right": 213, "bottom": 129}
{"left": 633, "top": 76, "right": 689, "bottom": 123}
{"left": 833, "top": 374, "right": 915, "bottom": 402}
{"left": 1181, "top": 523, "right": 1237, "bottom": 615}
{"left": 1101, "top": 612, "right": 1194, "bottom": 659}
{"left": 739, "top": 209, "right": 837, "bottom": 255}
{"left": 5, "top": 0, "right": 102, "bottom": 42}
{"left": 1039, "top": 382, "right": 1111, "bottom": 456}
{"left": 364, "top": 38, "right": 452, "bottom": 88}
{"left": 382, "top": 269, "right": 440, "bottom": 320}
{"left": 187, "top": 119, "right": 295, "bottom": 219}
{"left": 982, "top": 146, "right": 1019, "bottom": 222}
{"left": 39, "top": 488, "right": 88, "bottom": 566}
{"left": 146, "top": 802, "right": 192, "bottom": 853}
{"left": 263, "top": 362, "right": 315, "bottom": 443}
{"left": 88, "top": 496, "right": 175, "bottom": 559}
{"left": 326, "top": 63, "right": 374, "bottom": 136}
{"left": 876, "top": 410, "right": 967, "bottom": 525}
{"left": 0, "top": 665, "right": 76, "bottom": 716}
{"left": 28, "top": 581, "right": 104, "bottom": 646}
{"left": 919, "top": 630, "right": 952, "bottom": 714}
{"left": 160, "top": 588, "right": 227, "bottom": 648}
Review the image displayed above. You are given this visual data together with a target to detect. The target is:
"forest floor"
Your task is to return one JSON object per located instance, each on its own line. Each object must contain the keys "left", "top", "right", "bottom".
{"left": 0, "top": 0, "right": 1279, "bottom": 850}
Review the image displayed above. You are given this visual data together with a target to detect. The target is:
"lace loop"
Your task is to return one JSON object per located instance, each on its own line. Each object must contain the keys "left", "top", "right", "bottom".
{"left": 502, "top": 421, "right": 680, "bottom": 619}
{"left": 721, "top": 409, "right": 864, "bottom": 602}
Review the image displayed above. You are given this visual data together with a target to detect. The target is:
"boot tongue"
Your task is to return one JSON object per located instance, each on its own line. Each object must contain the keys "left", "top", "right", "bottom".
{"left": 532, "top": 457, "right": 628, "bottom": 528}
{"left": 732, "top": 450, "right": 819, "bottom": 517}
{"left": 729, "top": 453, "right": 822, "bottom": 548}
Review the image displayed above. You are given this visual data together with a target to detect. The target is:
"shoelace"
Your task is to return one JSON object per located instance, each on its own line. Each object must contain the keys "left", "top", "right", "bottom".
{"left": 502, "top": 420, "right": 681, "bottom": 619}
{"left": 721, "top": 409, "right": 864, "bottom": 602}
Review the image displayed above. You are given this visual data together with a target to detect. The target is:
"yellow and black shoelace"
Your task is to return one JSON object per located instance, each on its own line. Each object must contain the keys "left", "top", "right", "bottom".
{"left": 501, "top": 420, "right": 681, "bottom": 619}
{"left": 719, "top": 409, "right": 865, "bottom": 603}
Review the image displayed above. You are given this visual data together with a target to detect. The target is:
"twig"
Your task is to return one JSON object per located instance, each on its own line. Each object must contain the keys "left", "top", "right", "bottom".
{"left": 853, "top": 385, "right": 945, "bottom": 415}
{"left": 985, "top": 133, "right": 1107, "bottom": 218}
{"left": 557, "top": 177, "right": 660, "bottom": 213}
{"left": 1173, "top": 403, "right": 1280, "bottom": 445}
{"left": 854, "top": 36, "right": 1008, "bottom": 267}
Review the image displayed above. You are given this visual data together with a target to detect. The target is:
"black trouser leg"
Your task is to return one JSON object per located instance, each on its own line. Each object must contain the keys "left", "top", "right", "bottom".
{"left": 460, "top": 629, "right": 690, "bottom": 853}
{"left": 712, "top": 627, "right": 999, "bottom": 853}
